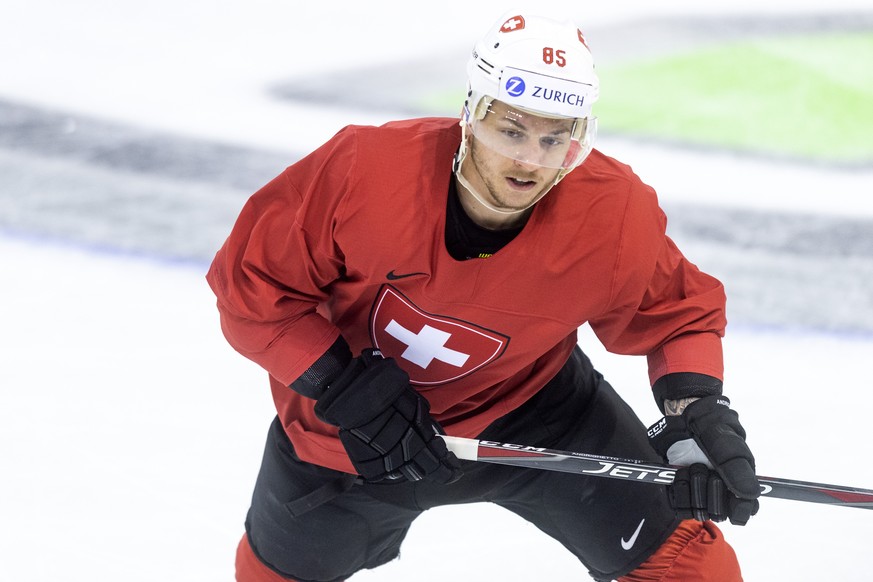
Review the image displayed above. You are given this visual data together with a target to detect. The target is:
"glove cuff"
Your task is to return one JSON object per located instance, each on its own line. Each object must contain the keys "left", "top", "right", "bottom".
{"left": 314, "top": 350, "right": 411, "bottom": 428}
{"left": 290, "top": 335, "right": 353, "bottom": 399}
{"left": 647, "top": 394, "right": 733, "bottom": 459}
{"left": 652, "top": 372, "right": 723, "bottom": 414}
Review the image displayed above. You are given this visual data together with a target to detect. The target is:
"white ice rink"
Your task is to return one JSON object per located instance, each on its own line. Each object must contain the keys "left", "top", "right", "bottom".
{"left": 2, "top": 1, "right": 872, "bottom": 580}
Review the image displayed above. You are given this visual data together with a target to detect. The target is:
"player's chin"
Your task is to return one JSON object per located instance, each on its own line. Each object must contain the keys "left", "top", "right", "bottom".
{"left": 496, "top": 193, "right": 541, "bottom": 212}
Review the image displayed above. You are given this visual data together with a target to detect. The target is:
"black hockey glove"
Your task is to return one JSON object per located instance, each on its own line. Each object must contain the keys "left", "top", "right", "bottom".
{"left": 312, "top": 348, "right": 462, "bottom": 485}
{"left": 648, "top": 394, "right": 760, "bottom": 525}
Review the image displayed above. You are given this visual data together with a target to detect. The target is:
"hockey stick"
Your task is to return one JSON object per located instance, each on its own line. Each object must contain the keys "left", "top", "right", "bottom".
{"left": 441, "top": 436, "right": 873, "bottom": 510}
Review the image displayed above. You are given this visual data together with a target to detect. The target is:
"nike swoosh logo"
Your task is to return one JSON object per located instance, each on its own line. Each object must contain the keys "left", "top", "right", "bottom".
{"left": 386, "top": 270, "right": 426, "bottom": 280}
{"left": 621, "top": 518, "right": 646, "bottom": 551}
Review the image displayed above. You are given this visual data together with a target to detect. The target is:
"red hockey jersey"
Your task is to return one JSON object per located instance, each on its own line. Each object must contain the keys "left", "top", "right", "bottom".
{"left": 206, "top": 117, "right": 727, "bottom": 473}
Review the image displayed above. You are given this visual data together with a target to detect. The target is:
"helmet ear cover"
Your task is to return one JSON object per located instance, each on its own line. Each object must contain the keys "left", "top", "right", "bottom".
{"left": 473, "top": 96, "right": 493, "bottom": 121}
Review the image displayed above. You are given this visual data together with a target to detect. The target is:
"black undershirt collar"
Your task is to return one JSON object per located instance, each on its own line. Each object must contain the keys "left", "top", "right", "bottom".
{"left": 444, "top": 177, "right": 524, "bottom": 261}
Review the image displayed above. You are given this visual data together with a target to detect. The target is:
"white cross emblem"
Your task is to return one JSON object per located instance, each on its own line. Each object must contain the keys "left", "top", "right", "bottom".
{"left": 385, "top": 319, "right": 471, "bottom": 369}
{"left": 503, "top": 17, "right": 523, "bottom": 31}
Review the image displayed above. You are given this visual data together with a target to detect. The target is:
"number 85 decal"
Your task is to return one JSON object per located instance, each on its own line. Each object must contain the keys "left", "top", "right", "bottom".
{"left": 543, "top": 47, "right": 566, "bottom": 67}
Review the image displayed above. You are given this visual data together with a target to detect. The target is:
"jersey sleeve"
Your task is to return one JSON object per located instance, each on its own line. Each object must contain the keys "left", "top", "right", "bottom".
{"left": 205, "top": 129, "right": 356, "bottom": 386}
{"left": 588, "top": 183, "right": 727, "bottom": 386}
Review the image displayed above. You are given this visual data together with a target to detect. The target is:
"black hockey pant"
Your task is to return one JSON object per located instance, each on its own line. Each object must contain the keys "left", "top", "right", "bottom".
{"left": 241, "top": 347, "right": 680, "bottom": 582}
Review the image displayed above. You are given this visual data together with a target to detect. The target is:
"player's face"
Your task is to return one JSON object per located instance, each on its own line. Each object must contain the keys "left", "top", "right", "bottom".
{"left": 462, "top": 101, "right": 571, "bottom": 213}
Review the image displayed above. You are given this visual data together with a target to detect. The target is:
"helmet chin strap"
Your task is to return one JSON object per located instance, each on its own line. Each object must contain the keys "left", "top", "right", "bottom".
{"left": 454, "top": 167, "right": 546, "bottom": 216}
{"left": 452, "top": 119, "right": 557, "bottom": 217}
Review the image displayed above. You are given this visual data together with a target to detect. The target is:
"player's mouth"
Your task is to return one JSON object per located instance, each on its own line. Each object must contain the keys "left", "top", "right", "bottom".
{"left": 506, "top": 177, "right": 537, "bottom": 191}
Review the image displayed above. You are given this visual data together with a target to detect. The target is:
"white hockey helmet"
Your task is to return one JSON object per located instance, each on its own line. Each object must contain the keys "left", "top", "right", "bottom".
{"left": 456, "top": 12, "right": 600, "bottom": 184}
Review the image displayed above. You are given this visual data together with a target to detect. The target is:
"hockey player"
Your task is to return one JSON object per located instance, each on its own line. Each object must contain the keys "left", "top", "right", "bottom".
{"left": 207, "top": 11, "right": 760, "bottom": 582}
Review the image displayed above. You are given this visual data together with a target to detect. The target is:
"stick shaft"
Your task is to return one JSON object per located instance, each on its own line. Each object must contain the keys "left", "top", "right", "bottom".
{"left": 441, "top": 436, "right": 873, "bottom": 510}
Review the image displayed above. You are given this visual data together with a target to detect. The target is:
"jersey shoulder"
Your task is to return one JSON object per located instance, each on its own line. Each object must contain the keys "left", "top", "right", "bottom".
{"left": 337, "top": 117, "right": 460, "bottom": 146}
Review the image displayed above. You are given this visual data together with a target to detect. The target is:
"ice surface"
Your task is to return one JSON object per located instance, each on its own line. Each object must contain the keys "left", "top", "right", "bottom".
{"left": 3, "top": 238, "right": 871, "bottom": 581}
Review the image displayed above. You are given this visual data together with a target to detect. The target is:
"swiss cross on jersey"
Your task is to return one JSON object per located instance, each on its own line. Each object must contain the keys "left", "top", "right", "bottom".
{"left": 369, "top": 286, "right": 509, "bottom": 386}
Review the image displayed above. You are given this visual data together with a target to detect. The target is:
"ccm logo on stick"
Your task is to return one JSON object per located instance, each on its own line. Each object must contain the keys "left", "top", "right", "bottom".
{"left": 480, "top": 440, "right": 546, "bottom": 453}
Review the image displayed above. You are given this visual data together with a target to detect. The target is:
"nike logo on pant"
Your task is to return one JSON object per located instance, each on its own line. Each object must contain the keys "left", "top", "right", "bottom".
{"left": 621, "top": 518, "right": 646, "bottom": 551}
